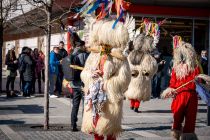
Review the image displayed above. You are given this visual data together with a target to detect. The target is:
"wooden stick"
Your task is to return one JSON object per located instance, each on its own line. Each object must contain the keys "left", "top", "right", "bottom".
{"left": 86, "top": 47, "right": 126, "bottom": 61}
{"left": 70, "top": 65, "right": 84, "bottom": 71}
{"left": 174, "top": 79, "right": 195, "bottom": 92}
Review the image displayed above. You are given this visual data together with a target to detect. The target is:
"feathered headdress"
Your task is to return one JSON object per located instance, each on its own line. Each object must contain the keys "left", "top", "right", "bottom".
{"left": 83, "top": 14, "right": 135, "bottom": 49}
{"left": 173, "top": 35, "right": 182, "bottom": 49}
{"left": 134, "top": 18, "right": 164, "bottom": 48}
{"left": 77, "top": 0, "right": 131, "bottom": 29}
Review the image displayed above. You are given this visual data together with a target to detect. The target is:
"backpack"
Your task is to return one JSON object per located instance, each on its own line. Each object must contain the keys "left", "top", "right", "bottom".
{"left": 18, "top": 54, "right": 26, "bottom": 73}
{"left": 62, "top": 55, "right": 75, "bottom": 81}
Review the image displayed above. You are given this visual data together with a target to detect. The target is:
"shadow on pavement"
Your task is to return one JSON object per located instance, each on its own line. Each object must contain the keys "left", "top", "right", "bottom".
{"left": 142, "top": 109, "right": 207, "bottom": 113}
{"left": 0, "top": 120, "right": 25, "bottom": 125}
{"left": 198, "top": 103, "right": 207, "bottom": 107}
{"left": 142, "top": 110, "right": 171, "bottom": 113}
{"left": 124, "top": 126, "right": 171, "bottom": 131}
{"left": 0, "top": 104, "right": 44, "bottom": 114}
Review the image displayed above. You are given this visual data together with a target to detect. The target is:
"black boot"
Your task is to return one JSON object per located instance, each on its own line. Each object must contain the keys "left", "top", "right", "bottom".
{"left": 130, "top": 107, "right": 134, "bottom": 110}
{"left": 71, "top": 125, "right": 79, "bottom": 132}
{"left": 134, "top": 108, "right": 141, "bottom": 113}
{"left": 6, "top": 91, "right": 12, "bottom": 98}
{"left": 11, "top": 91, "right": 18, "bottom": 97}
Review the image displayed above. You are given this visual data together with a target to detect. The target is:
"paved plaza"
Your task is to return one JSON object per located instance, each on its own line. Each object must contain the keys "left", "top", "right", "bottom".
{"left": 0, "top": 77, "right": 210, "bottom": 140}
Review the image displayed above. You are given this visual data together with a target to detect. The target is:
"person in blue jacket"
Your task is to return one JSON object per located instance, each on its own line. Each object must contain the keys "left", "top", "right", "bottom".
{"left": 49, "top": 47, "right": 60, "bottom": 98}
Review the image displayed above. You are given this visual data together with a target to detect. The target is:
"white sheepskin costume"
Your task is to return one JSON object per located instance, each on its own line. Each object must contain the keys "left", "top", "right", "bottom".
{"left": 81, "top": 19, "right": 131, "bottom": 137}
{"left": 125, "top": 34, "right": 158, "bottom": 101}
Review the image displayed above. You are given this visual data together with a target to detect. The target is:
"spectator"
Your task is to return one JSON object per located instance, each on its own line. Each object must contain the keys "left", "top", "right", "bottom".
{"left": 69, "top": 41, "right": 89, "bottom": 131}
{"left": 18, "top": 47, "right": 29, "bottom": 95}
{"left": 58, "top": 41, "right": 68, "bottom": 59}
{"left": 21, "top": 47, "right": 34, "bottom": 97}
{"left": 5, "top": 45, "right": 18, "bottom": 98}
{"left": 49, "top": 47, "right": 60, "bottom": 98}
{"left": 39, "top": 50, "right": 45, "bottom": 82}
{"left": 200, "top": 50, "right": 208, "bottom": 74}
{"left": 152, "top": 50, "right": 165, "bottom": 98}
{"left": 29, "top": 48, "right": 36, "bottom": 95}
{"left": 55, "top": 41, "right": 68, "bottom": 96}
{"left": 33, "top": 48, "right": 44, "bottom": 93}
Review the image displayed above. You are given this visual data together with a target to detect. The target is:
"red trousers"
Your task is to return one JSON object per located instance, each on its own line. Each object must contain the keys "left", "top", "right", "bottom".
{"left": 130, "top": 99, "right": 140, "bottom": 108}
{"left": 94, "top": 134, "right": 116, "bottom": 140}
{"left": 171, "top": 92, "right": 198, "bottom": 133}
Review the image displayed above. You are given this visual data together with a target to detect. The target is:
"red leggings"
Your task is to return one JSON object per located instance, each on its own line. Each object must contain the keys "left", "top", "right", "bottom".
{"left": 130, "top": 99, "right": 140, "bottom": 108}
{"left": 171, "top": 92, "right": 198, "bottom": 133}
{"left": 94, "top": 134, "right": 116, "bottom": 140}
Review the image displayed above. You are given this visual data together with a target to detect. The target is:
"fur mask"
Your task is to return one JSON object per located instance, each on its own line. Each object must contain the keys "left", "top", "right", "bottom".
{"left": 88, "top": 19, "right": 129, "bottom": 50}
{"left": 132, "top": 34, "right": 155, "bottom": 52}
{"left": 173, "top": 41, "right": 197, "bottom": 79}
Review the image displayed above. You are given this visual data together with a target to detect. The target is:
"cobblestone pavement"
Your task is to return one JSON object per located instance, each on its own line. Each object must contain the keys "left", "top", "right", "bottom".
{"left": 0, "top": 129, "right": 10, "bottom": 140}
{"left": 0, "top": 77, "right": 210, "bottom": 140}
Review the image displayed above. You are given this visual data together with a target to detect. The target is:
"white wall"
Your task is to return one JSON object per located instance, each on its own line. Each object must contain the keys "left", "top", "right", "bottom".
{"left": 5, "top": 32, "right": 68, "bottom": 56}
{"left": 19, "top": 37, "right": 37, "bottom": 54}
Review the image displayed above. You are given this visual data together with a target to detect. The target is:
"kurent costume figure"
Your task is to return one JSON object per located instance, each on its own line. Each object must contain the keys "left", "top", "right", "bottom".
{"left": 125, "top": 20, "right": 159, "bottom": 112}
{"left": 80, "top": 17, "right": 132, "bottom": 140}
{"left": 161, "top": 38, "right": 200, "bottom": 140}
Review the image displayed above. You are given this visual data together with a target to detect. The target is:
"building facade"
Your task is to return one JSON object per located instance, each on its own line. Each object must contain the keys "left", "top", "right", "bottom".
{"left": 3, "top": 0, "right": 210, "bottom": 67}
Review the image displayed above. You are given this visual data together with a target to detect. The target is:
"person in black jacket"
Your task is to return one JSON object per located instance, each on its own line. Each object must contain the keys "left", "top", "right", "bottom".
{"left": 152, "top": 50, "right": 165, "bottom": 98}
{"left": 21, "top": 47, "right": 34, "bottom": 97}
{"left": 18, "top": 47, "right": 28, "bottom": 95}
{"left": 200, "top": 50, "right": 208, "bottom": 74}
{"left": 69, "top": 41, "right": 89, "bottom": 131}
{"left": 5, "top": 45, "right": 18, "bottom": 97}
{"left": 55, "top": 41, "right": 68, "bottom": 96}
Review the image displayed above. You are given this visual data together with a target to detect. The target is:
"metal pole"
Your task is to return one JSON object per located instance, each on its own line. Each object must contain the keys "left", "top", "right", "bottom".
{"left": 192, "top": 19, "right": 195, "bottom": 46}
{"left": 207, "top": 16, "right": 210, "bottom": 126}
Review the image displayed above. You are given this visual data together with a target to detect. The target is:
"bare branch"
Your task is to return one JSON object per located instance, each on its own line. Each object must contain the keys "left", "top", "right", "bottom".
{"left": 8, "top": 20, "right": 29, "bottom": 34}
{"left": 32, "top": 0, "right": 47, "bottom": 6}
{"left": 19, "top": 3, "right": 47, "bottom": 32}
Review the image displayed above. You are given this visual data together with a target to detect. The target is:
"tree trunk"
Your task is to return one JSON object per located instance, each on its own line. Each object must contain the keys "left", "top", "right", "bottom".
{"left": 0, "top": 0, "right": 3, "bottom": 93}
{"left": 0, "top": 23, "right": 3, "bottom": 93}
{"left": 44, "top": 3, "right": 52, "bottom": 130}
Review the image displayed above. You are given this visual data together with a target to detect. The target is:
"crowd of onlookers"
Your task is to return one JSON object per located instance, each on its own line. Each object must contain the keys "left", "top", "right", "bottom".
{"left": 5, "top": 45, "right": 45, "bottom": 98}
{"left": 4, "top": 41, "right": 69, "bottom": 98}
{"left": 4, "top": 42, "right": 209, "bottom": 100}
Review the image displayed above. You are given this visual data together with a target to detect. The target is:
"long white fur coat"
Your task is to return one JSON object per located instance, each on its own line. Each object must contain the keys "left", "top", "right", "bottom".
{"left": 81, "top": 48, "right": 131, "bottom": 136}
{"left": 125, "top": 34, "right": 158, "bottom": 101}
{"left": 125, "top": 53, "right": 157, "bottom": 101}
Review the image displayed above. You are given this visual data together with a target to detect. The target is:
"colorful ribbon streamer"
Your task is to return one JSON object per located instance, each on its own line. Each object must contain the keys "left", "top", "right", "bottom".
{"left": 78, "top": 0, "right": 131, "bottom": 29}
{"left": 173, "top": 35, "right": 182, "bottom": 49}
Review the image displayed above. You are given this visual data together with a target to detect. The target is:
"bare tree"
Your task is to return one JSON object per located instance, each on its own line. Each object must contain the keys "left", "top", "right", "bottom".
{"left": 18, "top": 0, "right": 77, "bottom": 130}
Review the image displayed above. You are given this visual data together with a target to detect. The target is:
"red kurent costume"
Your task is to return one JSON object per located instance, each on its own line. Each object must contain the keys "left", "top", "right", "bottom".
{"left": 162, "top": 40, "right": 200, "bottom": 140}
{"left": 169, "top": 67, "right": 200, "bottom": 133}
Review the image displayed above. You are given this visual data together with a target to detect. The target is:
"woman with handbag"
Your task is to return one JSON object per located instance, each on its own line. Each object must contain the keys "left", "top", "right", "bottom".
{"left": 5, "top": 45, "right": 18, "bottom": 98}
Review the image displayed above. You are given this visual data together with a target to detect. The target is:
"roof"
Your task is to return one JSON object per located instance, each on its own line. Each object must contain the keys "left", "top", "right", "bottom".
{"left": 131, "top": 0, "right": 210, "bottom": 8}
{"left": 3, "top": 0, "right": 81, "bottom": 41}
